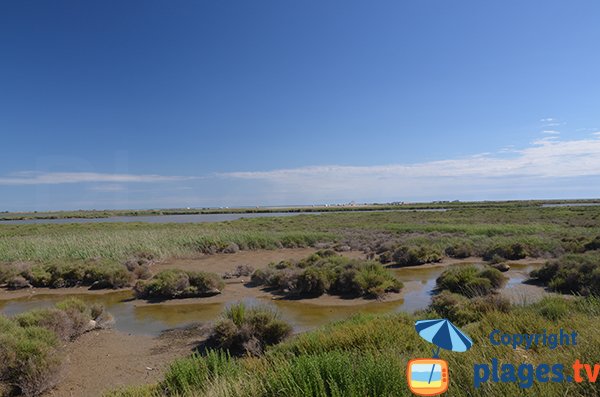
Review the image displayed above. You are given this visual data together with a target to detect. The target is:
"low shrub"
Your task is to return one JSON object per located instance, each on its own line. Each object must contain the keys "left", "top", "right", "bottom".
{"left": 8, "top": 260, "right": 133, "bottom": 289}
{"left": 436, "top": 265, "right": 507, "bottom": 297}
{"left": 0, "top": 299, "right": 112, "bottom": 396}
{"left": 251, "top": 251, "right": 402, "bottom": 299}
{"left": 483, "top": 242, "right": 528, "bottom": 261}
{"left": 380, "top": 245, "right": 442, "bottom": 267}
{"left": 223, "top": 264, "right": 255, "bottom": 279}
{"left": 584, "top": 236, "right": 600, "bottom": 251}
{"left": 430, "top": 290, "right": 512, "bottom": 326}
{"left": 444, "top": 241, "right": 475, "bottom": 259}
{"left": 210, "top": 302, "right": 292, "bottom": 356}
{"left": 529, "top": 252, "right": 600, "bottom": 295}
{"left": 7, "top": 275, "right": 31, "bottom": 289}
{"left": 14, "top": 298, "right": 112, "bottom": 341}
{"left": 134, "top": 269, "right": 224, "bottom": 300}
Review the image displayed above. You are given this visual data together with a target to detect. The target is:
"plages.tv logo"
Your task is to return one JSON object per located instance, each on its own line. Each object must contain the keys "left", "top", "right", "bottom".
{"left": 407, "top": 318, "right": 473, "bottom": 396}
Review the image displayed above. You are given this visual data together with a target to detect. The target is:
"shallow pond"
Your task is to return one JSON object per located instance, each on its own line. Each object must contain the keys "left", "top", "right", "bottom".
{"left": 0, "top": 208, "right": 448, "bottom": 225}
{"left": 0, "top": 262, "right": 543, "bottom": 336}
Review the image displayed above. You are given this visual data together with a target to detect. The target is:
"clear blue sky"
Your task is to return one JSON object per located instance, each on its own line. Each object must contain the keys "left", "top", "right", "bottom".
{"left": 1, "top": 1, "right": 600, "bottom": 211}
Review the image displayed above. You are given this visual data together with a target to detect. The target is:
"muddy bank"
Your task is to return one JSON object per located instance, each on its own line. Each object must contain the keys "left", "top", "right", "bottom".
{"left": 46, "top": 326, "right": 208, "bottom": 397}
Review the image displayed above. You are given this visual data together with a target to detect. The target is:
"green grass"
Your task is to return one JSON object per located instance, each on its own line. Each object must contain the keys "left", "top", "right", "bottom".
{"left": 1, "top": 204, "right": 600, "bottom": 265}
{"left": 0, "top": 223, "right": 331, "bottom": 262}
{"left": 107, "top": 295, "right": 600, "bottom": 397}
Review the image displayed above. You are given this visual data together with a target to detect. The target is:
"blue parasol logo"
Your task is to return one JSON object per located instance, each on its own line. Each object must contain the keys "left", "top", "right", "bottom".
{"left": 415, "top": 318, "right": 473, "bottom": 357}
{"left": 407, "top": 318, "right": 473, "bottom": 396}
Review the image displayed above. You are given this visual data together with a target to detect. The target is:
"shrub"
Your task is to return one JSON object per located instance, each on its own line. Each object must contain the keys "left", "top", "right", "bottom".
{"left": 436, "top": 265, "right": 507, "bottom": 297}
{"left": 210, "top": 303, "right": 292, "bottom": 356}
{"left": 584, "top": 236, "right": 600, "bottom": 251}
{"left": 134, "top": 270, "right": 224, "bottom": 300}
{"left": 529, "top": 252, "right": 600, "bottom": 295}
{"left": 429, "top": 291, "right": 510, "bottom": 326}
{"left": 251, "top": 251, "right": 402, "bottom": 299}
{"left": 389, "top": 245, "right": 442, "bottom": 267}
{"left": 14, "top": 298, "right": 110, "bottom": 341}
{"left": 294, "top": 267, "right": 331, "bottom": 296}
{"left": 445, "top": 241, "right": 475, "bottom": 259}
{"left": 7, "top": 275, "right": 31, "bottom": 289}
{"left": 13, "top": 260, "right": 133, "bottom": 289}
{"left": 483, "top": 242, "right": 528, "bottom": 261}
{"left": 0, "top": 299, "right": 112, "bottom": 396}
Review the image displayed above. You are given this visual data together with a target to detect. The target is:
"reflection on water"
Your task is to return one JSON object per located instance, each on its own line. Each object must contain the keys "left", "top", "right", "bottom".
{"left": 0, "top": 262, "right": 543, "bottom": 336}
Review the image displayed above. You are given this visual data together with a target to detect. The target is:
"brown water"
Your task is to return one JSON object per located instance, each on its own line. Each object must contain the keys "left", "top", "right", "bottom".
{"left": 0, "top": 262, "right": 542, "bottom": 336}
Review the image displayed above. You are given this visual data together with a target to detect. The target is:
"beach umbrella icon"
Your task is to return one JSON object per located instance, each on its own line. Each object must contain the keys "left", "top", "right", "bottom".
{"left": 415, "top": 319, "right": 472, "bottom": 357}
{"left": 415, "top": 319, "right": 472, "bottom": 385}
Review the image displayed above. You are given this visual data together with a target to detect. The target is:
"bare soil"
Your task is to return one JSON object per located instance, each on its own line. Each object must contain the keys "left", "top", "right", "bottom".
{"left": 46, "top": 325, "right": 208, "bottom": 397}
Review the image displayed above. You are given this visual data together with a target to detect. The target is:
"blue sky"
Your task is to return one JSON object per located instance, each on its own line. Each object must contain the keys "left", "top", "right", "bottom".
{"left": 1, "top": 1, "right": 600, "bottom": 211}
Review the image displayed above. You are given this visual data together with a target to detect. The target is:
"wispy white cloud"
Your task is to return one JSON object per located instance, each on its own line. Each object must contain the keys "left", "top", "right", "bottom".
{"left": 87, "top": 184, "right": 127, "bottom": 192}
{"left": 0, "top": 172, "right": 194, "bottom": 186}
{"left": 542, "top": 130, "right": 560, "bottom": 135}
{"left": 223, "top": 137, "right": 600, "bottom": 196}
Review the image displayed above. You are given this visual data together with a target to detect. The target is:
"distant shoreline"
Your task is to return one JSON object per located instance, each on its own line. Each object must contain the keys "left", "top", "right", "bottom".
{"left": 2, "top": 199, "right": 600, "bottom": 221}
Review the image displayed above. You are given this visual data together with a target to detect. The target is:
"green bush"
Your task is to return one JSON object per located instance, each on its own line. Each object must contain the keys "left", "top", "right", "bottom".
{"left": 11, "top": 260, "right": 133, "bottom": 289}
{"left": 429, "top": 291, "right": 511, "bottom": 325}
{"left": 529, "top": 252, "right": 600, "bottom": 295}
{"left": 388, "top": 245, "right": 442, "bottom": 267}
{"left": 483, "top": 242, "right": 528, "bottom": 261}
{"left": 134, "top": 269, "right": 224, "bottom": 300}
{"left": 251, "top": 251, "right": 402, "bottom": 299}
{"left": 436, "top": 265, "right": 507, "bottom": 297}
{"left": 211, "top": 303, "right": 292, "bottom": 356}
{"left": 0, "top": 299, "right": 111, "bottom": 396}
{"left": 444, "top": 241, "right": 475, "bottom": 259}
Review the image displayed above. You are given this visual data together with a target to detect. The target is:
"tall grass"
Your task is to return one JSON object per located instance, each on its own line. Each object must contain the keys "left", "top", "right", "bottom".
{"left": 2, "top": 205, "right": 600, "bottom": 264}
{"left": 0, "top": 223, "right": 331, "bottom": 262}
{"left": 108, "top": 296, "right": 600, "bottom": 397}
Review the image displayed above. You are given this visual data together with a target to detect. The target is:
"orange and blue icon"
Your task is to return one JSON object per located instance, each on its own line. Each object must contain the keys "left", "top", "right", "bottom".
{"left": 407, "top": 319, "right": 472, "bottom": 396}
{"left": 407, "top": 358, "right": 449, "bottom": 396}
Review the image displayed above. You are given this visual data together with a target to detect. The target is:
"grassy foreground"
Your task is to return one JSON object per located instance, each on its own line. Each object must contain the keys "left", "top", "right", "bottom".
{"left": 107, "top": 296, "right": 600, "bottom": 397}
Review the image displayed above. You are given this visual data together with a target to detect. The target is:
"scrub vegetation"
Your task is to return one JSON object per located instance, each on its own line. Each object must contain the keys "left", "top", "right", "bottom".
{"left": 529, "top": 251, "right": 600, "bottom": 295}
{"left": 210, "top": 302, "right": 292, "bottom": 356}
{"left": 436, "top": 265, "right": 508, "bottom": 297}
{"left": 250, "top": 250, "right": 403, "bottom": 299}
{"left": 0, "top": 299, "right": 111, "bottom": 397}
{"left": 134, "top": 269, "right": 225, "bottom": 300}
